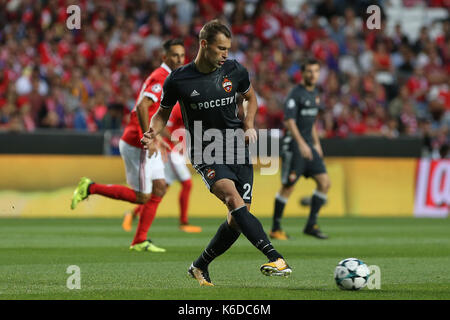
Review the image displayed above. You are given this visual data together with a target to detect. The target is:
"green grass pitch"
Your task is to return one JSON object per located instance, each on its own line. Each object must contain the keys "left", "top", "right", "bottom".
{"left": 0, "top": 217, "right": 449, "bottom": 300}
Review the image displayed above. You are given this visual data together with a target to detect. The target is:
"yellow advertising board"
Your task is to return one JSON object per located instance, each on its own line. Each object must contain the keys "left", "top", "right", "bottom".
{"left": 0, "top": 155, "right": 415, "bottom": 218}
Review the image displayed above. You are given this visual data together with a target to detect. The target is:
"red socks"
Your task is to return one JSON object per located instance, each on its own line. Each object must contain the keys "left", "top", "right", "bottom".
{"left": 179, "top": 179, "right": 192, "bottom": 225}
{"left": 132, "top": 195, "right": 162, "bottom": 245}
{"left": 87, "top": 183, "right": 163, "bottom": 246}
{"left": 132, "top": 205, "right": 143, "bottom": 218}
{"left": 88, "top": 183, "right": 137, "bottom": 203}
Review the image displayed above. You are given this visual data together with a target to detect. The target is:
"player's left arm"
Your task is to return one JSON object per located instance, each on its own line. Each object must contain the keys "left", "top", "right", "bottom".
{"left": 241, "top": 85, "right": 258, "bottom": 144}
{"left": 312, "top": 121, "right": 323, "bottom": 158}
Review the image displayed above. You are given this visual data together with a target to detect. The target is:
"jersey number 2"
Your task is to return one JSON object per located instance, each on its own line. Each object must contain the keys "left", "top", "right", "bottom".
{"left": 242, "top": 183, "right": 252, "bottom": 200}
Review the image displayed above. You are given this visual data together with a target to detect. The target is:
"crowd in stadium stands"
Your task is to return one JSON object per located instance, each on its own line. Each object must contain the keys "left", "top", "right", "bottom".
{"left": 0, "top": 0, "right": 449, "bottom": 156}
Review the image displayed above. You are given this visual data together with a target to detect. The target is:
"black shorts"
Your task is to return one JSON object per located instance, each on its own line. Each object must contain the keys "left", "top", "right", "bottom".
{"left": 194, "top": 163, "right": 254, "bottom": 204}
{"left": 280, "top": 144, "right": 327, "bottom": 187}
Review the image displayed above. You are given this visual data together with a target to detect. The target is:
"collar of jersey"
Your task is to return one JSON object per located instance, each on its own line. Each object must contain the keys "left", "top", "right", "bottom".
{"left": 191, "top": 61, "right": 222, "bottom": 75}
{"left": 161, "top": 62, "right": 172, "bottom": 74}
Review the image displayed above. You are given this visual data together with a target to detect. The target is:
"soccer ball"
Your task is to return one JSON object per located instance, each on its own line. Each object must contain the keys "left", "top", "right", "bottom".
{"left": 334, "top": 258, "right": 370, "bottom": 290}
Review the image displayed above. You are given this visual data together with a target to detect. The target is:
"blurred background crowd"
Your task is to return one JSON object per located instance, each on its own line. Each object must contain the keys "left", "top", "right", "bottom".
{"left": 0, "top": 0, "right": 449, "bottom": 156}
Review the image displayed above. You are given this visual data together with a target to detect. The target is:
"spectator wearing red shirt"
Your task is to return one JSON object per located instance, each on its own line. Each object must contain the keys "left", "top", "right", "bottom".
{"left": 198, "top": 0, "right": 224, "bottom": 21}
{"left": 399, "top": 102, "right": 419, "bottom": 136}
{"left": 230, "top": 0, "right": 253, "bottom": 38}
{"left": 305, "top": 15, "right": 327, "bottom": 50}
{"left": 372, "top": 41, "right": 392, "bottom": 72}
{"left": 253, "top": 2, "right": 283, "bottom": 45}
{"left": 348, "top": 108, "right": 367, "bottom": 136}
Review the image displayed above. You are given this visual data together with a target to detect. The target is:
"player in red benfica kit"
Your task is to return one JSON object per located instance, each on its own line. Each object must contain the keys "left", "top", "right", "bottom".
{"left": 70, "top": 39, "right": 185, "bottom": 252}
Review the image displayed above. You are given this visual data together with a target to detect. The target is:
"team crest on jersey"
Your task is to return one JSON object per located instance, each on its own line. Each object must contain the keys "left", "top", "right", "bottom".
{"left": 206, "top": 168, "right": 216, "bottom": 179}
{"left": 151, "top": 83, "right": 162, "bottom": 93}
{"left": 287, "top": 99, "right": 296, "bottom": 109}
{"left": 222, "top": 78, "right": 232, "bottom": 92}
{"left": 289, "top": 172, "right": 297, "bottom": 182}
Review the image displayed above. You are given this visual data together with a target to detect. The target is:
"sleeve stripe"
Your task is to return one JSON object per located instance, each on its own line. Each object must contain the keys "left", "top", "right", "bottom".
{"left": 240, "top": 84, "right": 251, "bottom": 94}
{"left": 160, "top": 103, "right": 172, "bottom": 109}
{"left": 143, "top": 92, "right": 158, "bottom": 102}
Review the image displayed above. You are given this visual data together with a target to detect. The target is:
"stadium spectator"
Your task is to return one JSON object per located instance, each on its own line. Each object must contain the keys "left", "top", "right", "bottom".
{"left": 0, "top": 0, "right": 448, "bottom": 157}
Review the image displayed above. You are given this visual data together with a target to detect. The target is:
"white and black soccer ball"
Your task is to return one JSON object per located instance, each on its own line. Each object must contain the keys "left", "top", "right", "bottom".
{"left": 334, "top": 258, "right": 370, "bottom": 290}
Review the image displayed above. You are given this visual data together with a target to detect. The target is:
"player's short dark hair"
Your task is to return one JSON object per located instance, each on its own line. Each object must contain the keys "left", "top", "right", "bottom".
{"left": 301, "top": 58, "right": 320, "bottom": 71}
{"left": 199, "top": 19, "right": 232, "bottom": 43}
{"left": 162, "top": 38, "right": 184, "bottom": 53}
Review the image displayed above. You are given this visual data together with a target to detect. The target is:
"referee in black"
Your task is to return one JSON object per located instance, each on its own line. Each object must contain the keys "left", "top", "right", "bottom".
{"left": 141, "top": 20, "right": 291, "bottom": 286}
{"left": 270, "top": 58, "right": 331, "bottom": 240}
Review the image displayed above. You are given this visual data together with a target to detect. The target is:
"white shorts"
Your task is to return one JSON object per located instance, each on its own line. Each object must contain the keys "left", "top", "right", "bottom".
{"left": 164, "top": 150, "right": 191, "bottom": 185}
{"left": 119, "top": 139, "right": 165, "bottom": 194}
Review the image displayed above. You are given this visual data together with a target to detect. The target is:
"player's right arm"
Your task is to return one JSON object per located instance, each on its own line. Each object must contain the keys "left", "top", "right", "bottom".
{"left": 142, "top": 107, "right": 172, "bottom": 156}
{"left": 311, "top": 120, "right": 323, "bottom": 158}
{"left": 136, "top": 97, "right": 153, "bottom": 137}
{"left": 141, "top": 75, "right": 177, "bottom": 155}
{"left": 285, "top": 119, "right": 313, "bottom": 160}
{"left": 284, "top": 95, "right": 313, "bottom": 161}
{"left": 136, "top": 82, "right": 171, "bottom": 156}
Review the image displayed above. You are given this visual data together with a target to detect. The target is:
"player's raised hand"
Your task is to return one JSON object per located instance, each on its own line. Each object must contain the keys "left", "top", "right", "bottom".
{"left": 299, "top": 143, "right": 313, "bottom": 161}
{"left": 140, "top": 130, "right": 154, "bottom": 148}
{"left": 141, "top": 129, "right": 157, "bottom": 157}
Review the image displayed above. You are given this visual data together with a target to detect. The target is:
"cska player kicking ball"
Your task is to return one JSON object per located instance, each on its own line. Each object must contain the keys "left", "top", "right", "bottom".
{"left": 141, "top": 20, "right": 292, "bottom": 286}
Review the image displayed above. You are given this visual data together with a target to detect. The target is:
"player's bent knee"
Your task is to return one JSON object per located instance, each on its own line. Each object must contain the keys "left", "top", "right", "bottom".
{"left": 224, "top": 194, "right": 245, "bottom": 210}
{"left": 319, "top": 179, "right": 331, "bottom": 193}
{"left": 153, "top": 187, "right": 167, "bottom": 198}
{"left": 152, "top": 180, "right": 167, "bottom": 198}
{"left": 281, "top": 185, "right": 295, "bottom": 197}
{"left": 135, "top": 192, "right": 151, "bottom": 204}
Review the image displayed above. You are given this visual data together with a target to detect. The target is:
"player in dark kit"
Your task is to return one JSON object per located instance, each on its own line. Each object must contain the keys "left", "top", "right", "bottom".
{"left": 141, "top": 20, "right": 291, "bottom": 286}
{"left": 270, "top": 58, "right": 331, "bottom": 240}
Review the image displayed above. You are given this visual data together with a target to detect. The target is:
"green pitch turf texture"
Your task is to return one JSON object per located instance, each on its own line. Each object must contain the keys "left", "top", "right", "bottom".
{"left": 0, "top": 217, "right": 449, "bottom": 300}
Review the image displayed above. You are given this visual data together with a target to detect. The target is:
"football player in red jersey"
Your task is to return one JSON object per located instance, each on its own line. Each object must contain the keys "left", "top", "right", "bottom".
{"left": 70, "top": 39, "right": 185, "bottom": 252}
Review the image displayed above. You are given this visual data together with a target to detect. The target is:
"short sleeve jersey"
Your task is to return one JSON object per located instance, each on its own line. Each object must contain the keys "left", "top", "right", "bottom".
{"left": 284, "top": 84, "right": 321, "bottom": 146}
{"left": 160, "top": 59, "right": 251, "bottom": 165}
{"left": 121, "top": 63, "right": 175, "bottom": 148}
